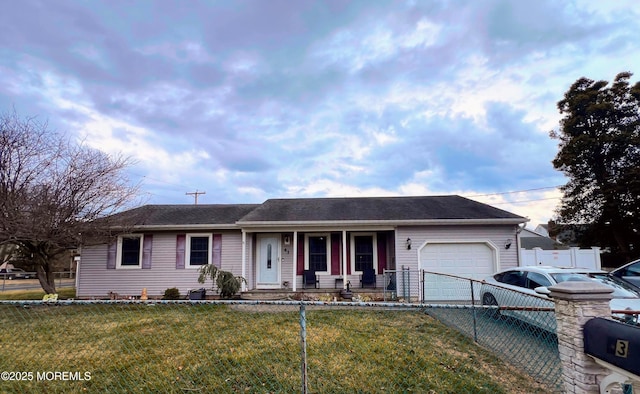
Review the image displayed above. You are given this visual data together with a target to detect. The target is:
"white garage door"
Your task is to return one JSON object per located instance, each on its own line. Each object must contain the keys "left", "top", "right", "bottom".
{"left": 420, "top": 243, "right": 495, "bottom": 301}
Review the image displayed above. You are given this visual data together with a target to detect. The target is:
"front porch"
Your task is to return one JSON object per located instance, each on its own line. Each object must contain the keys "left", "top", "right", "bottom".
{"left": 243, "top": 230, "right": 397, "bottom": 292}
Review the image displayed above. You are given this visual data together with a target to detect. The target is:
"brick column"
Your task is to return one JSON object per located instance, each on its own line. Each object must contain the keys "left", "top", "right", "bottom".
{"left": 549, "top": 281, "right": 613, "bottom": 394}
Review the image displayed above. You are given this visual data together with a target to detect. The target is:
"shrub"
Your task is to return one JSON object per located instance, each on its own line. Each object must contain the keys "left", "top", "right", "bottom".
{"left": 162, "top": 287, "right": 181, "bottom": 300}
{"left": 197, "top": 264, "right": 246, "bottom": 299}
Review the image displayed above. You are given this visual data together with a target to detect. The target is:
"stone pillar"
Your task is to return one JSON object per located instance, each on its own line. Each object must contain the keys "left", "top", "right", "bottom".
{"left": 549, "top": 281, "right": 613, "bottom": 394}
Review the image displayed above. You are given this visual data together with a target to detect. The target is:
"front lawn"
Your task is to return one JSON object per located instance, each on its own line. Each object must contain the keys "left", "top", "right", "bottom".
{"left": 0, "top": 287, "right": 76, "bottom": 300}
{"left": 0, "top": 302, "right": 550, "bottom": 393}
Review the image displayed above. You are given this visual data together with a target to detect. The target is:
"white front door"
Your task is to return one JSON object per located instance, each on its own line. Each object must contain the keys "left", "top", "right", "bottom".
{"left": 257, "top": 234, "right": 280, "bottom": 289}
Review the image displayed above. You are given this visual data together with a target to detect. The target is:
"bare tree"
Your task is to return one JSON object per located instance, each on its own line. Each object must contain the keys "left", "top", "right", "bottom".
{"left": 0, "top": 109, "right": 142, "bottom": 293}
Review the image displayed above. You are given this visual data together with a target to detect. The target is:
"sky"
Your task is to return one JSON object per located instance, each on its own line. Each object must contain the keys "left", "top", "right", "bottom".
{"left": 1, "top": 0, "right": 640, "bottom": 229}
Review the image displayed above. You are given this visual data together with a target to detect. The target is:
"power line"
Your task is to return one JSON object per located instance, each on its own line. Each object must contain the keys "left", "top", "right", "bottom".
{"left": 463, "top": 185, "right": 562, "bottom": 198}
{"left": 131, "top": 169, "right": 564, "bottom": 205}
{"left": 488, "top": 197, "right": 561, "bottom": 205}
{"left": 129, "top": 171, "right": 199, "bottom": 191}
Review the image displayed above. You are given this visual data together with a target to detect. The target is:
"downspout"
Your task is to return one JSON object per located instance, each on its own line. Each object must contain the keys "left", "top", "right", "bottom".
{"left": 292, "top": 231, "right": 298, "bottom": 291}
{"left": 342, "top": 230, "right": 347, "bottom": 289}
{"left": 75, "top": 247, "right": 81, "bottom": 295}
{"left": 241, "top": 230, "right": 247, "bottom": 292}
{"left": 516, "top": 224, "right": 524, "bottom": 268}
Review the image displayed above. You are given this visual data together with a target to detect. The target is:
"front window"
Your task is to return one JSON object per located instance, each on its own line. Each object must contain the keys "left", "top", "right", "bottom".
{"left": 117, "top": 235, "right": 143, "bottom": 268}
{"left": 186, "top": 234, "right": 212, "bottom": 268}
{"left": 351, "top": 233, "right": 377, "bottom": 273}
{"left": 305, "top": 234, "right": 329, "bottom": 273}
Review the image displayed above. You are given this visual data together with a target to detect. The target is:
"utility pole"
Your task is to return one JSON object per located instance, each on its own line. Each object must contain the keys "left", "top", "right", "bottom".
{"left": 186, "top": 190, "right": 206, "bottom": 205}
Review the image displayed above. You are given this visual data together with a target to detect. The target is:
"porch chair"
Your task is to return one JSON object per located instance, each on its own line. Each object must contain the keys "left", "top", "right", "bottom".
{"left": 360, "top": 268, "right": 377, "bottom": 288}
{"left": 303, "top": 270, "right": 319, "bottom": 289}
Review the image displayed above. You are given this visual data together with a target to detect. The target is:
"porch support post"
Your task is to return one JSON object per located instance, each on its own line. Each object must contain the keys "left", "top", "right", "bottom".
{"left": 292, "top": 231, "right": 298, "bottom": 291}
{"left": 342, "top": 230, "right": 347, "bottom": 289}
{"left": 241, "top": 230, "right": 247, "bottom": 292}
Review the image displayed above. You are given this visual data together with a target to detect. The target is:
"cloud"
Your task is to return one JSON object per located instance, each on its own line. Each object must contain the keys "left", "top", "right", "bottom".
{"left": 1, "top": 0, "right": 639, "bottom": 226}
{"left": 311, "top": 14, "right": 442, "bottom": 73}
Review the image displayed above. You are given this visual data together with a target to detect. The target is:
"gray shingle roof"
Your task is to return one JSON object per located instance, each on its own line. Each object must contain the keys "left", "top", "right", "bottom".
{"left": 109, "top": 196, "right": 526, "bottom": 228}
{"left": 520, "top": 237, "right": 568, "bottom": 250}
{"left": 115, "top": 204, "right": 261, "bottom": 226}
{"left": 237, "top": 195, "right": 526, "bottom": 223}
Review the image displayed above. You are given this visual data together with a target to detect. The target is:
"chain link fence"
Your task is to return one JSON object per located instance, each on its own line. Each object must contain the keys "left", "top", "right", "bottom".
{"left": 1, "top": 271, "right": 75, "bottom": 292}
{"left": 0, "top": 298, "right": 555, "bottom": 393}
{"left": 382, "top": 268, "right": 421, "bottom": 302}
{"left": 422, "top": 272, "right": 562, "bottom": 391}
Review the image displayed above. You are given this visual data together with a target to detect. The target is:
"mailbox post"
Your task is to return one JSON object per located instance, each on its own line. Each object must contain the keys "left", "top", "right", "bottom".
{"left": 549, "top": 281, "right": 615, "bottom": 393}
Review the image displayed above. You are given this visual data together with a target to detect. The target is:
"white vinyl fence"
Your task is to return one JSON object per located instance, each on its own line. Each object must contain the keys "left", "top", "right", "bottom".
{"left": 520, "top": 247, "right": 601, "bottom": 270}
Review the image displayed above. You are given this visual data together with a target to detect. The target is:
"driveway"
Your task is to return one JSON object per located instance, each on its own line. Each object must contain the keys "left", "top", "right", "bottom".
{"left": 425, "top": 305, "right": 562, "bottom": 391}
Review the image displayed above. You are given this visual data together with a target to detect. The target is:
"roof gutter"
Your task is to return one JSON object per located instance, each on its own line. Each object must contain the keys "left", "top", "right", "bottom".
{"left": 110, "top": 218, "right": 528, "bottom": 232}
{"left": 112, "top": 224, "right": 241, "bottom": 231}
{"left": 237, "top": 217, "right": 528, "bottom": 228}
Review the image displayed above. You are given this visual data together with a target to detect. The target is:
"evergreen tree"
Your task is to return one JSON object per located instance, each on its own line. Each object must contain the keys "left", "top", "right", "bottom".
{"left": 551, "top": 72, "right": 640, "bottom": 262}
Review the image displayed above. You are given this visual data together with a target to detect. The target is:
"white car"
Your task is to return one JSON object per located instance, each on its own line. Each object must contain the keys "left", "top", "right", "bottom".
{"left": 481, "top": 266, "right": 640, "bottom": 332}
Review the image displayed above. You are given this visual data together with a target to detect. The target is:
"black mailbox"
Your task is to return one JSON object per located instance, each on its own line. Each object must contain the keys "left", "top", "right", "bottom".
{"left": 583, "top": 317, "right": 640, "bottom": 377}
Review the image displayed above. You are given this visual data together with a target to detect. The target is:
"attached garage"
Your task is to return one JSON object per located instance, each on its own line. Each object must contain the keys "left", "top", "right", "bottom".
{"left": 420, "top": 242, "right": 498, "bottom": 301}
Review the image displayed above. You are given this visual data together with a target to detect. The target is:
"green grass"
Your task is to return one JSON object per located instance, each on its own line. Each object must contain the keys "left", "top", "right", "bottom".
{"left": 0, "top": 302, "right": 550, "bottom": 393}
{"left": 0, "top": 287, "right": 76, "bottom": 300}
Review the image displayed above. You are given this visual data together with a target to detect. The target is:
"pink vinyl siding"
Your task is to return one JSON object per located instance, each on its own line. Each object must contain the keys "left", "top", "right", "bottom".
{"left": 395, "top": 225, "right": 519, "bottom": 273}
{"left": 78, "top": 231, "right": 240, "bottom": 298}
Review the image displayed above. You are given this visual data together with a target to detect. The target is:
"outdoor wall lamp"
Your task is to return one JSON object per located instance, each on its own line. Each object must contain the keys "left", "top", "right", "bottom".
{"left": 505, "top": 239, "right": 512, "bottom": 250}
{"left": 406, "top": 238, "right": 412, "bottom": 250}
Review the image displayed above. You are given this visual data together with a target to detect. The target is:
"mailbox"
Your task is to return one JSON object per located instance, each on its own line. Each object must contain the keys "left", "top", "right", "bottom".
{"left": 583, "top": 317, "right": 640, "bottom": 378}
